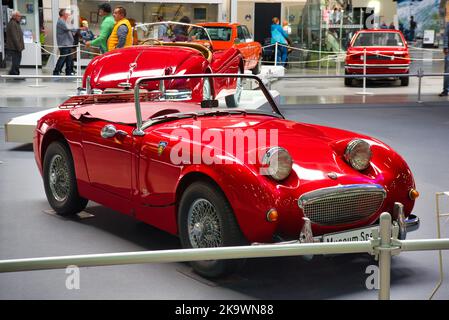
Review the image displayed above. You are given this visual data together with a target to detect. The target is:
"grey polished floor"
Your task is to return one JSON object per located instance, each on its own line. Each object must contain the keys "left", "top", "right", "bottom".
{"left": 1, "top": 97, "right": 448, "bottom": 299}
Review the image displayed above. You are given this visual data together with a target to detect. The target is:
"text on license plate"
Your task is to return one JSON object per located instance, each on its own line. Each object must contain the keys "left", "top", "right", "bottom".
{"left": 321, "top": 226, "right": 376, "bottom": 242}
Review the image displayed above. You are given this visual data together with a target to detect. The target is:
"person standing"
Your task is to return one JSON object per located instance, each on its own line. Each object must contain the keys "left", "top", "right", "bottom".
{"left": 270, "top": 17, "right": 289, "bottom": 67}
{"left": 439, "top": 21, "right": 449, "bottom": 97}
{"left": 85, "top": 3, "right": 115, "bottom": 53}
{"left": 173, "top": 16, "right": 191, "bottom": 41}
{"left": 107, "top": 6, "right": 133, "bottom": 51}
{"left": 157, "top": 15, "right": 168, "bottom": 40}
{"left": 409, "top": 16, "right": 417, "bottom": 42}
{"left": 5, "top": 10, "right": 24, "bottom": 79}
{"left": 53, "top": 9, "right": 79, "bottom": 76}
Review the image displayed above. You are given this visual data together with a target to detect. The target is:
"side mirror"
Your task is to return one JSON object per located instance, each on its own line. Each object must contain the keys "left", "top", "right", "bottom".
{"left": 234, "top": 38, "right": 241, "bottom": 44}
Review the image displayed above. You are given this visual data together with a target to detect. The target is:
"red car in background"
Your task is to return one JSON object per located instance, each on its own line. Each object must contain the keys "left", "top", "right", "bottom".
{"left": 193, "top": 23, "right": 262, "bottom": 74}
{"left": 345, "top": 29, "right": 411, "bottom": 86}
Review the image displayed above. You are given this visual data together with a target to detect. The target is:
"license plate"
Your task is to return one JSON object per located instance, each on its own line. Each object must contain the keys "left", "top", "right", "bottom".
{"left": 319, "top": 225, "right": 377, "bottom": 243}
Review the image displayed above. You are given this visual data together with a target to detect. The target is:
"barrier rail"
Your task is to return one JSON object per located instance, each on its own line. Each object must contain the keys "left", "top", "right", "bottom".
{"left": 0, "top": 212, "right": 448, "bottom": 300}
{"left": 266, "top": 71, "right": 449, "bottom": 103}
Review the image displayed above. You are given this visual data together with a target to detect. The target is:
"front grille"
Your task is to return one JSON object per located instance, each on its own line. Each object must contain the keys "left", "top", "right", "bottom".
{"left": 298, "top": 184, "right": 386, "bottom": 226}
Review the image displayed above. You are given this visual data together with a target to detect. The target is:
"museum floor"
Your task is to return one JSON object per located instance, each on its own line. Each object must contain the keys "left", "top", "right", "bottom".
{"left": 1, "top": 79, "right": 448, "bottom": 298}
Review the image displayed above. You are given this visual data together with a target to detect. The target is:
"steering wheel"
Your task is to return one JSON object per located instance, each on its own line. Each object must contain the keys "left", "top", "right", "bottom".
{"left": 139, "top": 38, "right": 163, "bottom": 45}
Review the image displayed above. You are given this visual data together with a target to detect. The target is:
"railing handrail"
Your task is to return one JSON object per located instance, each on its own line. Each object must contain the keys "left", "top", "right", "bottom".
{"left": 0, "top": 212, "right": 449, "bottom": 300}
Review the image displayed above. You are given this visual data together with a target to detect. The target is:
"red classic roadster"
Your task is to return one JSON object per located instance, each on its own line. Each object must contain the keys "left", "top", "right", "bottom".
{"left": 34, "top": 74, "right": 419, "bottom": 278}
{"left": 80, "top": 22, "right": 243, "bottom": 107}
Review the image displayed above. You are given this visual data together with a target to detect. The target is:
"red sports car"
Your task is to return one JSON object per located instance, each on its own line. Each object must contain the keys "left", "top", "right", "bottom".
{"left": 344, "top": 29, "right": 411, "bottom": 86}
{"left": 80, "top": 22, "right": 243, "bottom": 107}
{"left": 34, "top": 74, "right": 419, "bottom": 278}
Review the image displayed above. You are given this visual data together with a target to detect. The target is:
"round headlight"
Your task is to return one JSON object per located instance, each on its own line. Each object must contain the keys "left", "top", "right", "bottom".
{"left": 344, "top": 139, "right": 372, "bottom": 171}
{"left": 262, "top": 147, "right": 293, "bottom": 181}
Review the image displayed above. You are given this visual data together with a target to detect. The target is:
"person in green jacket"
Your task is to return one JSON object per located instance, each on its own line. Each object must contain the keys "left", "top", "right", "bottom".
{"left": 85, "top": 3, "right": 115, "bottom": 53}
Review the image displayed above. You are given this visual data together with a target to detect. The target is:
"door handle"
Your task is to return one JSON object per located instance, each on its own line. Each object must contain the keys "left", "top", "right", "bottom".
{"left": 101, "top": 124, "right": 128, "bottom": 138}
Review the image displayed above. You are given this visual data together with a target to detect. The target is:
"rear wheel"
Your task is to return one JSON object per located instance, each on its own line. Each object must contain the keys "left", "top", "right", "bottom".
{"left": 178, "top": 181, "right": 247, "bottom": 278}
{"left": 225, "top": 70, "right": 243, "bottom": 108}
{"left": 43, "top": 141, "right": 88, "bottom": 216}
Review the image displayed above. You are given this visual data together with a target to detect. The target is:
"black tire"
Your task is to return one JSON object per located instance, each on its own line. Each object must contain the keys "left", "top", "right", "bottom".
{"left": 344, "top": 72, "right": 352, "bottom": 86}
{"left": 252, "top": 58, "right": 261, "bottom": 75}
{"left": 43, "top": 141, "right": 88, "bottom": 216}
{"left": 178, "top": 181, "right": 247, "bottom": 278}
{"left": 400, "top": 76, "right": 409, "bottom": 86}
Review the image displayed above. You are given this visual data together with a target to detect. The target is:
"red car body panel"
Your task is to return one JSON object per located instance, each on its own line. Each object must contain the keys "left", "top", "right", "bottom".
{"left": 198, "top": 22, "right": 262, "bottom": 71}
{"left": 34, "top": 101, "right": 416, "bottom": 243}
{"left": 345, "top": 29, "right": 410, "bottom": 75}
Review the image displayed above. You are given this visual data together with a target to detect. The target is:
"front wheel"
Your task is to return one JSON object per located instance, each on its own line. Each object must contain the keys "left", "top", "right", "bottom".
{"left": 178, "top": 181, "right": 247, "bottom": 278}
{"left": 344, "top": 71, "right": 352, "bottom": 86}
{"left": 400, "top": 75, "right": 409, "bottom": 86}
{"left": 43, "top": 141, "right": 88, "bottom": 216}
{"left": 252, "top": 58, "right": 262, "bottom": 75}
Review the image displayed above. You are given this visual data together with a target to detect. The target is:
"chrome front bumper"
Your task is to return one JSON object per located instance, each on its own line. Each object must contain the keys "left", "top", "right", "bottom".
{"left": 253, "top": 203, "right": 420, "bottom": 247}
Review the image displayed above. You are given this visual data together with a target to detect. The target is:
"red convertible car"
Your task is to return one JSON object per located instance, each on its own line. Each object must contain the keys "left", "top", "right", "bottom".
{"left": 345, "top": 29, "right": 411, "bottom": 86}
{"left": 34, "top": 74, "right": 419, "bottom": 278}
{"left": 80, "top": 22, "right": 243, "bottom": 107}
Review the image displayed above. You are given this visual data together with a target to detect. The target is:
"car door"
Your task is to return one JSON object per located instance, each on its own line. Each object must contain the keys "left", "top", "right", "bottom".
{"left": 81, "top": 120, "right": 134, "bottom": 201}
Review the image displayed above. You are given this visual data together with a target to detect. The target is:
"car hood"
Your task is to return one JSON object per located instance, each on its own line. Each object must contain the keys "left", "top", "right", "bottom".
{"left": 154, "top": 114, "right": 384, "bottom": 183}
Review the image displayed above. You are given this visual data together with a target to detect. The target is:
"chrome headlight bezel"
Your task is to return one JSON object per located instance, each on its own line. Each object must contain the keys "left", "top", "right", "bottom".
{"left": 344, "top": 139, "right": 372, "bottom": 171}
{"left": 262, "top": 147, "right": 293, "bottom": 181}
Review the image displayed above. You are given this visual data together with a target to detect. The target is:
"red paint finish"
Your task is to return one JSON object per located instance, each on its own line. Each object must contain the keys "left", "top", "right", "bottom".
{"left": 82, "top": 45, "right": 243, "bottom": 97}
{"left": 34, "top": 101, "right": 416, "bottom": 243}
{"left": 345, "top": 29, "right": 410, "bottom": 76}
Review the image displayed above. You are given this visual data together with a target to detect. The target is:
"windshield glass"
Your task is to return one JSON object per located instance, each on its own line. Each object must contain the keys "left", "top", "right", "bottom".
{"left": 353, "top": 32, "right": 404, "bottom": 47}
{"left": 189, "top": 27, "right": 232, "bottom": 41}
{"left": 135, "top": 22, "right": 211, "bottom": 43}
{"left": 133, "top": 75, "right": 281, "bottom": 125}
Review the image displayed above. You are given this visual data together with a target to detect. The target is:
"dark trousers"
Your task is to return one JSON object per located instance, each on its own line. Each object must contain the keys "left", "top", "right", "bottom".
{"left": 444, "top": 54, "right": 449, "bottom": 93}
{"left": 54, "top": 47, "right": 74, "bottom": 75}
{"left": 6, "top": 49, "right": 22, "bottom": 75}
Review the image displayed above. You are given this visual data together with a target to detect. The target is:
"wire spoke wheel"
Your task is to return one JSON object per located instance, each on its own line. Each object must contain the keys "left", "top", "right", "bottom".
{"left": 188, "top": 199, "right": 222, "bottom": 248}
{"left": 49, "top": 154, "right": 70, "bottom": 202}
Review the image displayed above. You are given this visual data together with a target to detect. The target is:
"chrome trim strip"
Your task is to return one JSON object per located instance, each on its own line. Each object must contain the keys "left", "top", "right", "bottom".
{"left": 298, "top": 184, "right": 386, "bottom": 209}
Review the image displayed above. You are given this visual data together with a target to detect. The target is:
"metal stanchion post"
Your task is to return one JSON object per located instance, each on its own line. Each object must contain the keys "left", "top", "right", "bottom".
{"left": 29, "top": 42, "right": 46, "bottom": 88}
{"left": 319, "top": 9, "right": 323, "bottom": 73}
{"left": 274, "top": 42, "right": 278, "bottom": 67}
{"left": 76, "top": 43, "right": 81, "bottom": 87}
{"left": 417, "top": 68, "right": 423, "bottom": 103}
{"left": 378, "top": 212, "right": 392, "bottom": 300}
{"left": 356, "top": 47, "right": 373, "bottom": 95}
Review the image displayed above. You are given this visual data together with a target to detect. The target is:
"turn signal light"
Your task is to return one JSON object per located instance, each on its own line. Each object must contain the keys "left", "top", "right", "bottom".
{"left": 409, "top": 189, "right": 420, "bottom": 200}
{"left": 266, "top": 209, "right": 279, "bottom": 222}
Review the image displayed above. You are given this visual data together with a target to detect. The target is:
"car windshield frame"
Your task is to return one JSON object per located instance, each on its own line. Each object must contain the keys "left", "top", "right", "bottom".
{"left": 191, "top": 26, "right": 232, "bottom": 41}
{"left": 352, "top": 32, "right": 405, "bottom": 47}
{"left": 134, "top": 21, "right": 213, "bottom": 43}
{"left": 132, "top": 74, "right": 284, "bottom": 135}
